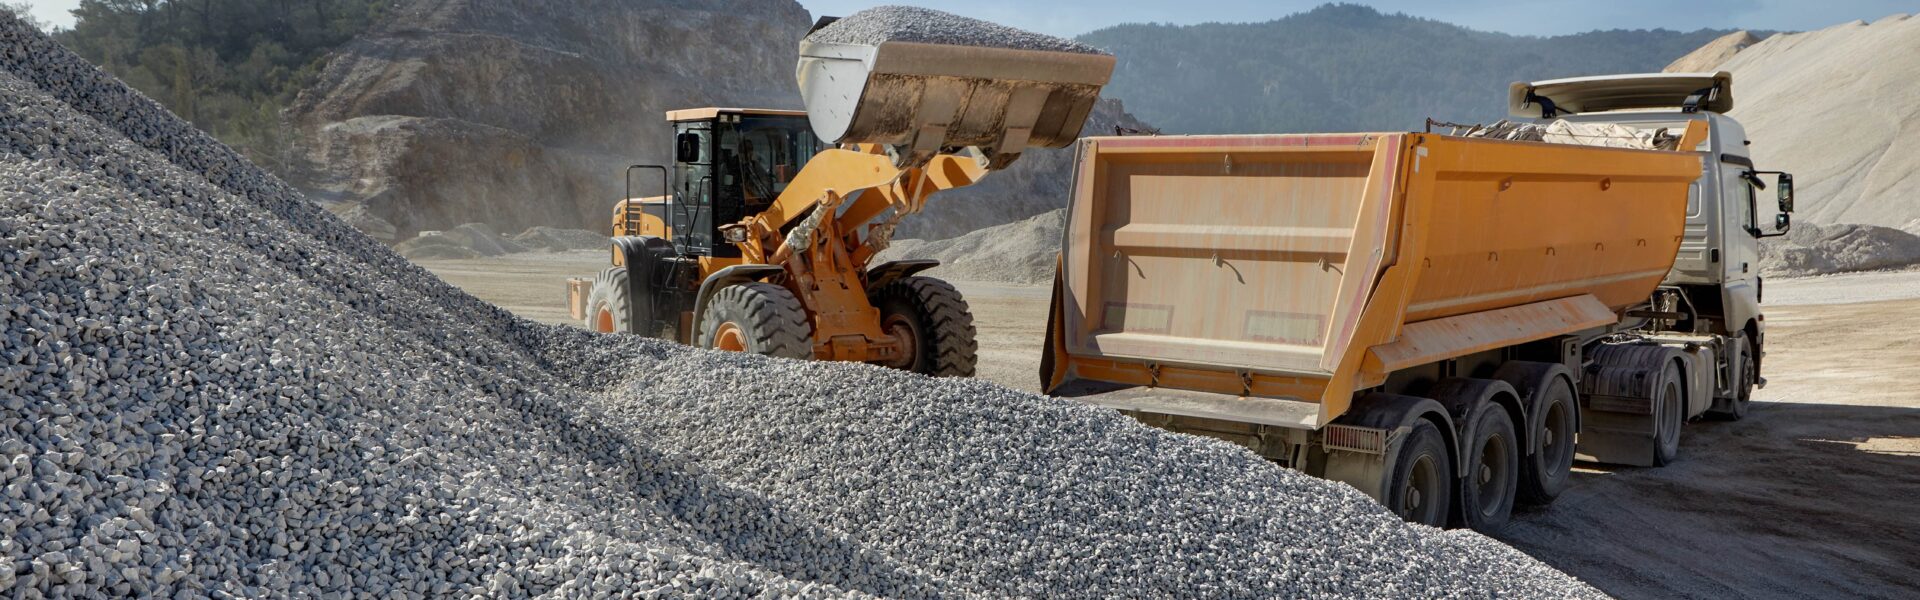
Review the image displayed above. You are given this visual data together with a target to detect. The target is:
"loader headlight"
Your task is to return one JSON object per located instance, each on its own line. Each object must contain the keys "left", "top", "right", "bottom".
{"left": 719, "top": 224, "right": 750, "bottom": 244}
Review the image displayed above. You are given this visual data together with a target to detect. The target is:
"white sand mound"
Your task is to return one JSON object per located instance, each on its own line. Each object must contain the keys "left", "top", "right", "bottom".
{"left": 1664, "top": 31, "right": 1759, "bottom": 72}
{"left": 1712, "top": 14, "right": 1920, "bottom": 232}
{"left": 1760, "top": 222, "right": 1920, "bottom": 277}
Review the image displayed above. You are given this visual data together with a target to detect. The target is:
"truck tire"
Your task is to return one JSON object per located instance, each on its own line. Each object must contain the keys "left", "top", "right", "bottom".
{"left": 1457, "top": 402, "right": 1519, "bottom": 533}
{"left": 1706, "top": 334, "right": 1755, "bottom": 421}
{"left": 1386, "top": 420, "right": 1453, "bottom": 528}
{"left": 697, "top": 283, "right": 812, "bottom": 360}
{"left": 1653, "top": 362, "right": 1685, "bottom": 466}
{"left": 871, "top": 276, "right": 977, "bottom": 377}
{"left": 586, "top": 267, "right": 629, "bottom": 334}
{"left": 1516, "top": 376, "right": 1576, "bottom": 506}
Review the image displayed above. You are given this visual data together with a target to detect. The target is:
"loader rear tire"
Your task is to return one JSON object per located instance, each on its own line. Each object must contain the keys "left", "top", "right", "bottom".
{"left": 872, "top": 276, "right": 977, "bottom": 377}
{"left": 586, "top": 267, "right": 629, "bottom": 334}
{"left": 698, "top": 283, "right": 812, "bottom": 360}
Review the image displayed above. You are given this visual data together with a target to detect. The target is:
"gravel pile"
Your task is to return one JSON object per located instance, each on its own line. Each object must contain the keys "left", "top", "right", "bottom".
{"left": 2, "top": 15, "right": 1600, "bottom": 598}
{"left": 809, "top": 6, "right": 1107, "bottom": 55}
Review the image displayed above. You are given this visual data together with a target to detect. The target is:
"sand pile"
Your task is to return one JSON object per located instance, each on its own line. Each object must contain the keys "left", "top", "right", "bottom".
{"left": 877, "top": 209, "right": 1064, "bottom": 285}
{"left": 1760, "top": 222, "right": 1920, "bottom": 277}
{"left": 1, "top": 16, "right": 1603, "bottom": 598}
{"left": 1691, "top": 15, "right": 1920, "bottom": 233}
{"left": 1664, "top": 31, "right": 1760, "bottom": 72}
{"left": 394, "top": 223, "right": 605, "bottom": 260}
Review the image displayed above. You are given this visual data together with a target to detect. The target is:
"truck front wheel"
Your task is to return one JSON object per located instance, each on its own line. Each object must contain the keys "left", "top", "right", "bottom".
{"left": 1386, "top": 420, "right": 1453, "bottom": 528}
{"left": 1707, "top": 335, "right": 1755, "bottom": 421}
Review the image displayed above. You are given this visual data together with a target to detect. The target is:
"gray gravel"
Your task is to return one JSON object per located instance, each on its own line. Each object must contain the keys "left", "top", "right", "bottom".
{"left": 0, "top": 15, "right": 1598, "bottom": 599}
{"left": 809, "top": 6, "right": 1107, "bottom": 55}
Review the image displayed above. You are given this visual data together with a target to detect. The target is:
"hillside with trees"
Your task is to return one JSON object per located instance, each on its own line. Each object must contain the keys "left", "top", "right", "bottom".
{"left": 1077, "top": 4, "right": 1743, "bottom": 133}
{"left": 49, "top": 0, "right": 390, "bottom": 172}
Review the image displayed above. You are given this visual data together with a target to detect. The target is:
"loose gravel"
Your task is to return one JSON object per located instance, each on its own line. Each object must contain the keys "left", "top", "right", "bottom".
{"left": 1, "top": 15, "right": 1600, "bottom": 599}
{"left": 808, "top": 6, "right": 1107, "bottom": 55}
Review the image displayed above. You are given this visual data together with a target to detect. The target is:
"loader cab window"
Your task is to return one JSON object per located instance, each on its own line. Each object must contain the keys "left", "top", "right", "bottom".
{"left": 673, "top": 113, "right": 820, "bottom": 258}
{"left": 717, "top": 115, "right": 823, "bottom": 208}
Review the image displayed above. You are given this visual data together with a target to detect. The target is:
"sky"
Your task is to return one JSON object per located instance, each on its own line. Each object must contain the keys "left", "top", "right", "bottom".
{"left": 13, "top": 0, "right": 1918, "bottom": 36}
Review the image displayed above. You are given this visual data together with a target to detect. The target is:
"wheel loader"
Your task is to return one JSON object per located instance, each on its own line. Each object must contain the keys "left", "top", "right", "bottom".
{"left": 566, "top": 17, "right": 1115, "bottom": 376}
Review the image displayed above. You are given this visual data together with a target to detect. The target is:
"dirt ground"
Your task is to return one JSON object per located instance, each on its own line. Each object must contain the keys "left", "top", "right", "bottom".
{"left": 416, "top": 252, "right": 1919, "bottom": 599}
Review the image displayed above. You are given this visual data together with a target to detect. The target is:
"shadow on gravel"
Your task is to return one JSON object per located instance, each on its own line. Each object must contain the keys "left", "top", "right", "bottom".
{"left": 1501, "top": 401, "right": 1920, "bottom": 599}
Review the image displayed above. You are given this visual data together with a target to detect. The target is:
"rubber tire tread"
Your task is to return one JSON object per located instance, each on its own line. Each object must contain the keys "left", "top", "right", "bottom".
{"left": 873, "top": 276, "right": 978, "bottom": 377}
{"left": 586, "top": 267, "right": 630, "bottom": 333}
{"left": 699, "top": 282, "right": 812, "bottom": 360}
{"left": 1386, "top": 420, "right": 1453, "bottom": 529}
{"left": 1516, "top": 377, "right": 1576, "bottom": 506}
{"left": 1458, "top": 403, "right": 1519, "bottom": 534}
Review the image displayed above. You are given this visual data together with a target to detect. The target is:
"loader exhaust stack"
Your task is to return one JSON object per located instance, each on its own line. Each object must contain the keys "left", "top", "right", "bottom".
{"left": 797, "top": 6, "right": 1117, "bottom": 168}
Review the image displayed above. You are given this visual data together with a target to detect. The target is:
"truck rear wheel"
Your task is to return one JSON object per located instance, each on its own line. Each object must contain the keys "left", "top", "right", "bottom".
{"left": 1517, "top": 376, "right": 1576, "bottom": 505}
{"left": 1653, "top": 362, "right": 1684, "bottom": 466}
{"left": 586, "top": 267, "right": 629, "bottom": 334}
{"left": 1386, "top": 420, "right": 1453, "bottom": 528}
{"left": 698, "top": 283, "right": 812, "bottom": 360}
{"left": 871, "top": 276, "right": 977, "bottom": 377}
{"left": 1457, "top": 401, "right": 1519, "bottom": 533}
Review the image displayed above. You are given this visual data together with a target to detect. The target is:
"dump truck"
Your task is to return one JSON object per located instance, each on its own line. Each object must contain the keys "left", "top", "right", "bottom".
{"left": 566, "top": 14, "right": 1114, "bottom": 375}
{"left": 1042, "top": 72, "right": 1795, "bottom": 532}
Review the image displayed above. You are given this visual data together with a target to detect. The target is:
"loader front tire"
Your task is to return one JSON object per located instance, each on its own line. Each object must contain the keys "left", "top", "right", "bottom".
{"left": 872, "top": 276, "right": 977, "bottom": 377}
{"left": 698, "top": 283, "right": 812, "bottom": 360}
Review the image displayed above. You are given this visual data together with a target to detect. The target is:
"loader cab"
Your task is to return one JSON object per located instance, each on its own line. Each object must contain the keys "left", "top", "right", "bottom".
{"left": 664, "top": 108, "right": 824, "bottom": 257}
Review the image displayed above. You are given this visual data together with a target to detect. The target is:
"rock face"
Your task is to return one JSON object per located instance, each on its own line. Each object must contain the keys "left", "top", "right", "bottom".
{"left": 896, "top": 98, "right": 1152, "bottom": 240}
{"left": 1713, "top": 14, "right": 1920, "bottom": 232}
{"left": 286, "top": 0, "right": 812, "bottom": 238}
{"left": 1665, "top": 31, "right": 1760, "bottom": 72}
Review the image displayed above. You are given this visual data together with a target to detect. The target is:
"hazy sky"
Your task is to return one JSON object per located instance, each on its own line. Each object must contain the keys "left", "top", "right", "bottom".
{"left": 15, "top": 0, "right": 1917, "bottom": 36}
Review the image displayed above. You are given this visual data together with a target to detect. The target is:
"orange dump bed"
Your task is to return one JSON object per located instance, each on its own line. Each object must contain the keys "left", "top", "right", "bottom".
{"left": 1041, "top": 133, "right": 1701, "bottom": 428}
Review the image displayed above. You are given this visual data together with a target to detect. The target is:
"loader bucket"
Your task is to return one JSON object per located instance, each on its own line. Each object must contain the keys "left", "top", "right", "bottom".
{"left": 796, "top": 35, "right": 1115, "bottom": 168}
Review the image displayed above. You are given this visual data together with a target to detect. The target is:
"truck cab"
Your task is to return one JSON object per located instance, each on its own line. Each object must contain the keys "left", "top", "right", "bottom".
{"left": 1510, "top": 72, "right": 1794, "bottom": 355}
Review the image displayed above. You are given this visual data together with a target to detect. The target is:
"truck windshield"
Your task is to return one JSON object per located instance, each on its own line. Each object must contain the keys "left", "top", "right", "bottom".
{"left": 718, "top": 116, "right": 824, "bottom": 204}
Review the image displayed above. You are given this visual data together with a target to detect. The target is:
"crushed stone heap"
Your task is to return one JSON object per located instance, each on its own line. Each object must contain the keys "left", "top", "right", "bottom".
{"left": 808, "top": 5, "right": 1107, "bottom": 55}
{"left": 0, "top": 15, "right": 1598, "bottom": 599}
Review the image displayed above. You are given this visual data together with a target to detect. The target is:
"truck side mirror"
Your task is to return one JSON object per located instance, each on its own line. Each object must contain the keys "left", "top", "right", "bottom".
{"left": 1776, "top": 172, "right": 1794, "bottom": 212}
{"left": 1775, "top": 212, "right": 1791, "bottom": 233}
{"left": 675, "top": 133, "right": 702, "bottom": 164}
